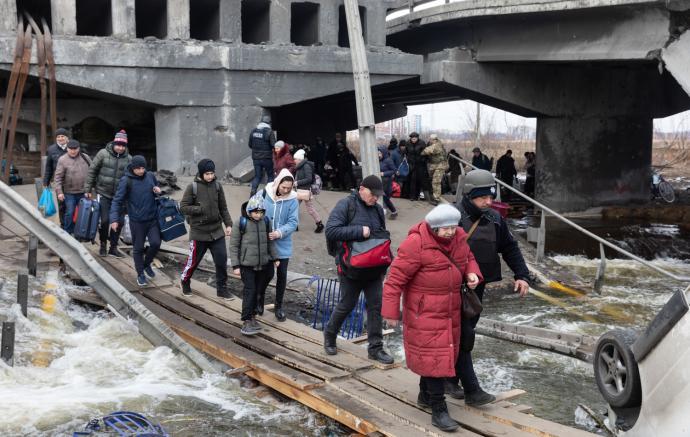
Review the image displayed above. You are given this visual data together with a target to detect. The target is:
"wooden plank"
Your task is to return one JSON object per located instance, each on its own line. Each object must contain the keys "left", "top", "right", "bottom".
{"left": 67, "top": 290, "right": 107, "bottom": 308}
{"left": 494, "top": 389, "right": 527, "bottom": 403}
{"left": 157, "top": 285, "right": 375, "bottom": 372}
{"left": 141, "top": 288, "right": 350, "bottom": 382}
{"left": 350, "top": 328, "right": 395, "bottom": 344}
{"left": 188, "top": 277, "right": 397, "bottom": 369}
{"left": 139, "top": 295, "right": 394, "bottom": 436}
{"left": 355, "top": 367, "right": 537, "bottom": 437}
{"left": 90, "top": 246, "right": 172, "bottom": 291}
{"left": 329, "top": 378, "right": 482, "bottom": 437}
{"left": 138, "top": 295, "right": 322, "bottom": 390}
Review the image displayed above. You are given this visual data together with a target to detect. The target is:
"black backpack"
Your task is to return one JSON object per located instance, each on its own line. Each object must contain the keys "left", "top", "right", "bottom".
{"left": 325, "top": 196, "right": 385, "bottom": 257}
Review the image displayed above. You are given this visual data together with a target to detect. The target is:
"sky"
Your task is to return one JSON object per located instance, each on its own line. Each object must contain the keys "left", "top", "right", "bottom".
{"left": 406, "top": 100, "right": 690, "bottom": 134}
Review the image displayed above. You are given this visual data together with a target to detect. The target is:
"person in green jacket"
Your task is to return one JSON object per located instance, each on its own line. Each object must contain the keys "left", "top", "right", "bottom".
{"left": 230, "top": 194, "right": 279, "bottom": 336}
{"left": 179, "top": 159, "right": 234, "bottom": 299}
{"left": 84, "top": 130, "right": 132, "bottom": 257}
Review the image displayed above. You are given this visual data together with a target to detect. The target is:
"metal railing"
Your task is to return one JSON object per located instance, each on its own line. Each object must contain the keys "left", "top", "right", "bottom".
{"left": 450, "top": 154, "right": 690, "bottom": 291}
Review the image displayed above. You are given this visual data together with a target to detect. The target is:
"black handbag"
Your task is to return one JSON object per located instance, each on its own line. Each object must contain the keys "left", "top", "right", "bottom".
{"left": 461, "top": 284, "right": 483, "bottom": 319}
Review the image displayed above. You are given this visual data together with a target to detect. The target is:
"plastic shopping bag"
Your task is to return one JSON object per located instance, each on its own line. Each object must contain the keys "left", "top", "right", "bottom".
{"left": 38, "top": 188, "right": 56, "bottom": 217}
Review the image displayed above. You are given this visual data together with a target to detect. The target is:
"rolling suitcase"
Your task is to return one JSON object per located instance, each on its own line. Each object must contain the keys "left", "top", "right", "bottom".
{"left": 73, "top": 198, "right": 100, "bottom": 242}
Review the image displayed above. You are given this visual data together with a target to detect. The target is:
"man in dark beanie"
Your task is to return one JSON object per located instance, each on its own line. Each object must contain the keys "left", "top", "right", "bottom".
{"left": 43, "top": 128, "right": 71, "bottom": 226}
{"left": 84, "top": 129, "right": 132, "bottom": 257}
{"left": 323, "top": 175, "right": 394, "bottom": 365}
{"left": 110, "top": 155, "right": 162, "bottom": 286}
{"left": 446, "top": 169, "right": 530, "bottom": 406}
{"left": 179, "top": 159, "right": 234, "bottom": 298}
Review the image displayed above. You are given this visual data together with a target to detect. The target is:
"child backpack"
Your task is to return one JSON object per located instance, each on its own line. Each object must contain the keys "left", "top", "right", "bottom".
{"left": 73, "top": 197, "right": 100, "bottom": 242}
{"left": 157, "top": 197, "right": 187, "bottom": 241}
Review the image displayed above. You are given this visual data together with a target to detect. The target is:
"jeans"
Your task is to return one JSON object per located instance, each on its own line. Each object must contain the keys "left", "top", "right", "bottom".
{"left": 98, "top": 196, "right": 122, "bottom": 246}
{"left": 180, "top": 237, "right": 228, "bottom": 296}
{"left": 63, "top": 193, "right": 84, "bottom": 234}
{"left": 325, "top": 274, "right": 384, "bottom": 353}
{"left": 449, "top": 282, "right": 485, "bottom": 394}
{"left": 240, "top": 265, "right": 275, "bottom": 321}
{"left": 382, "top": 177, "right": 397, "bottom": 213}
{"left": 251, "top": 158, "right": 274, "bottom": 194}
{"left": 130, "top": 219, "right": 161, "bottom": 275}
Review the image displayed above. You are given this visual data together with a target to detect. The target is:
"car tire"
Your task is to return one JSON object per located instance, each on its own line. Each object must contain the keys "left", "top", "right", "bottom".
{"left": 594, "top": 329, "right": 642, "bottom": 409}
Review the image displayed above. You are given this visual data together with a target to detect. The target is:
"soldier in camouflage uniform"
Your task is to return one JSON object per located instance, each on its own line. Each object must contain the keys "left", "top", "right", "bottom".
{"left": 421, "top": 134, "right": 448, "bottom": 206}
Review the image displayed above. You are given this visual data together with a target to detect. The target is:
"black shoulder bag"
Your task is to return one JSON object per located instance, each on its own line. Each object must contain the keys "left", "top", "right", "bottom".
{"left": 442, "top": 219, "right": 483, "bottom": 319}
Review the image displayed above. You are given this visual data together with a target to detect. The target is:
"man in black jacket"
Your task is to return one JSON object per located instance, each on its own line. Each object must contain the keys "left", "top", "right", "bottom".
{"left": 495, "top": 149, "right": 517, "bottom": 200}
{"left": 323, "top": 175, "right": 394, "bottom": 365}
{"left": 471, "top": 147, "right": 493, "bottom": 171}
{"left": 448, "top": 169, "right": 530, "bottom": 406}
{"left": 406, "top": 132, "right": 431, "bottom": 201}
{"left": 248, "top": 115, "right": 276, "bottom": 196}
{"left": 43, "top": 127, "right": 70, "bottom": 227}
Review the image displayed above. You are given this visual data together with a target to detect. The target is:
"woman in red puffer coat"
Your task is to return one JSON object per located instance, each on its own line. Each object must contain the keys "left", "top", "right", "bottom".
{"left": 382, "top": 204, "right": 482, "bottom": 432}
{"left": 273, "top": 140, "right": 296, "bottom": 176}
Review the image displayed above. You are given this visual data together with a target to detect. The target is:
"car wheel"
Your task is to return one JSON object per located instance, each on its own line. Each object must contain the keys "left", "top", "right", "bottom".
{"left": 594, "top": 329, "right": 642, "bottom": 408}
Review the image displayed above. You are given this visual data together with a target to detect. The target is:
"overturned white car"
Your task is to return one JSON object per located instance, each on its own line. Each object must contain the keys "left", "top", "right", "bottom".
{"left": 594, "top": 286, "right": 690, "bottom": 435}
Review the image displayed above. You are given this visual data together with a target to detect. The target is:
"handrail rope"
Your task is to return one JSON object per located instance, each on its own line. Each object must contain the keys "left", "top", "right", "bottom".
{"left": 449, "top": 153, "right": 690, "bottom": 283}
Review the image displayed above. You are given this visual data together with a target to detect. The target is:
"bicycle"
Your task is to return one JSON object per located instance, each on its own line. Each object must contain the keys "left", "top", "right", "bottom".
{"left": 651, "top": 172, "right": 675, "bottom": 203}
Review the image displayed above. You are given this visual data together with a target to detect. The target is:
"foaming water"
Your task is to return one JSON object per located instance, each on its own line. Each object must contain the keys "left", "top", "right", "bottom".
{"left": 0, "top": 269, "right": 331, "bottom": 436}
{"left": 386, "top": 254, "right": 690, "bottom": 431}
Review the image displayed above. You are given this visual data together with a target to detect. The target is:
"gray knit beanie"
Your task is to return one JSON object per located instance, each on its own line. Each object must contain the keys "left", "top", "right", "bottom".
{"left": 425, "top": 204, "right": 462, "bottom": 229}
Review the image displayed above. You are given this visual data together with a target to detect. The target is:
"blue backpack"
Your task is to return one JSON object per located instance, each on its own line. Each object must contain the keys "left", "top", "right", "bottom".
{"left": 397, "top": 157, "right": 410, "bottom": 178}
{"left": 157, "top": 197, "right": 187, "bottom": 242}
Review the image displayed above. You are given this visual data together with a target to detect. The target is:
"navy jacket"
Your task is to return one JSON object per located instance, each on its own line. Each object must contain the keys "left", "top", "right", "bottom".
{"left": 110, "top": 166, "right": 160, "bottom": 224}
{"left": 456, "top": 195, "right": 530, "bottom": 283}
{"left": 326, "top": 192, "right": 386, "bottom": 245}
{"left": 378, "top": 146, "right": 396, "bottom": 179}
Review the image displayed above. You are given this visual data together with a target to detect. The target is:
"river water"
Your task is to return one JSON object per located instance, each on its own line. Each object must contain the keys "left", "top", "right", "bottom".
{"left": 1, "top": 220, "right": 689, "bottom": 435}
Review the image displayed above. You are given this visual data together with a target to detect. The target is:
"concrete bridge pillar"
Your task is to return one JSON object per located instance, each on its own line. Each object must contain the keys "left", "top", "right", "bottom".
{"left": 0, "top": 0, "right": 16, "bottom": 34}
{"left": 536, "top": 116, "right": 652, "bottom": 212}
{"left": 167, "top": 0, "right": 190, "bottom": 39}
{"left": 51, "top": 0, "right": 77, "bottom": 35}
{"left": 155, "top": 105, "right": 263, "bottom": 175}
{"left": 270, "top": 1, "right": 290, "bottom": 43}
{"left": 112, "top": 0, "right": 136, "bottom": 38}
{"left": 219, "top": 0, "right": 241, "bottom": 42}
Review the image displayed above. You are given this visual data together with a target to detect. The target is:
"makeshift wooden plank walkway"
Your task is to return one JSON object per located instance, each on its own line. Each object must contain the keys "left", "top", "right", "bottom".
{"left": 74, "top": 250, "right": 598, "bottom": 437}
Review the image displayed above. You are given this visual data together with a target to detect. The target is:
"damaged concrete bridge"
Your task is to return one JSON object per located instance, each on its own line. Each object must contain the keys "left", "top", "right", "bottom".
{"left": 2, "top": 0, "right": 690, "bottom": 211}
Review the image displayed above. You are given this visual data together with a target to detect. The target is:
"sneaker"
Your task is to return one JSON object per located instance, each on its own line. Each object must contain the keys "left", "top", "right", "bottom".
{"left": 464, "top": 389, "right": 496, "bottom": 407}
{"left": 136, "top": 274, "right": 147, "bottom": 286}
{"left": 241, "top": 321, "right": 260, "bottom": 336}
{"left": 368, "top": 349, "right": 394, "bottom": 365}
{"left": 389, "top": 211, "right": 398, "bottom": 220}
{"left": 108, "top": 247, "right": 125, "bottom": 258}
{"left": 181, "top": 280, "right": 192, "bottom": 296}
{"left": 314, "top": 222, "right": 324, "bottom": 233}
{"left": 99, "top": 244, "right": 107, "bottom": 257}
{"left": 250, "top": 319, "right": 262, "bottom": 330}
{"left": 144, "top": 265, "right": 156, "bottom": 279}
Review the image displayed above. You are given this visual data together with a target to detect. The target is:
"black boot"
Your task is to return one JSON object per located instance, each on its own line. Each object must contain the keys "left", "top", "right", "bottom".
{"left": 323, "top": 330, "right": 337, "bottom": 355}
{"left": 464, "top": 389, "right": 495, "bottom": 407}
{"left": 314, "top": 222, "right": 324, "bottom": 233}
{"left": 417, "top": 391, "right": 431, "bottom": 408}
{"left": 431, "top": 401, "right": 459, "bottom": 432}
{"left": 274, "top": 307, "right": 286, "bottom": 322}
{"left": 444, "top": 380, "right": 465, "bottom": 400}
{"left": 99, "top": 243, "right": 107, "bottom": 257}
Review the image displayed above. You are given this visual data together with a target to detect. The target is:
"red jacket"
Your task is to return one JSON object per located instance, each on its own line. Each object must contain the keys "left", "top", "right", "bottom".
{"left": 382, "top": 222, "right": 482, "bottom": 377}
{"left": 273, "top": 144, "right": 296, "bottom": 176}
